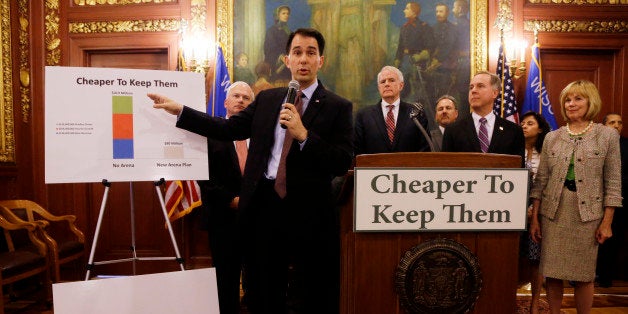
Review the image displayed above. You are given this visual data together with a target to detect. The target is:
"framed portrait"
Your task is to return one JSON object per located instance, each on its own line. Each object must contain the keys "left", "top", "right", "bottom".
{"left": 217, "top": 0, "right": 487, "bottom": 125}
{"left": 0, "top": 0, "right": 15, "bottom": 163}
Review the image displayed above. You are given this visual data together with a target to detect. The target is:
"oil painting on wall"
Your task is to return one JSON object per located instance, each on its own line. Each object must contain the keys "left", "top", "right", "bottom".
{"left": 222, "top": 0, "right": 487, "bottom": 130}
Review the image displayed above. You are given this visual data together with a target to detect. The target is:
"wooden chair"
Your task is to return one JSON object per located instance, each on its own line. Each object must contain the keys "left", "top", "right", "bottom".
{"left": 0, "top": 214, "right": 51, "bottom": 314}
{"left": 0, "top": 200, "right": 85, "bottom": 283}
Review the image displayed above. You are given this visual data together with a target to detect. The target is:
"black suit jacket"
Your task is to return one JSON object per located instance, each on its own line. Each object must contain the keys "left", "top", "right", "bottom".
{"left": 430, "top": 128, "right": 444, "bottom": 152}
{"left": 197, "top": 137, "right": 242, "bottom": 314}
{"left": 176, "top": 81, "right": 353, "bottom": 214}
{"left": 354, "top": 100, "right": 431, "bottom": 155}
{"left": 441, "top": 114, "right": 525, "bottom": 163}
{"left": 198, "top": 138, "right": 241, "bottom": 228}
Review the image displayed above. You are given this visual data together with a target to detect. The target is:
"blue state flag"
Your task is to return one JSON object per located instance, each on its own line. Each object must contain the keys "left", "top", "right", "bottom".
{"left": 521, "top": 43, "right": 558, "bottom": 130}
{"left": 208, "top": 45, "right": 231, "bottom": 117}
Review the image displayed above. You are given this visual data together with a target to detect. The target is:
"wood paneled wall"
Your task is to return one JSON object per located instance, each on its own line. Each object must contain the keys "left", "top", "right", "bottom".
{"left": 0, "top": 0, "right": 626, "bottom": 278}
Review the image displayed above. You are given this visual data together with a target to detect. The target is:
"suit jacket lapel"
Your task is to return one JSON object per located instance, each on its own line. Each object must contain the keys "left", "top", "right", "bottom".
{"left": 227, "top": 142, "right": 242, "bottom": 177}
{"left": 465, "top": 117, "right": 482, "bottom": 152}
{"left": 395, "top": 104, "right": 411, "bottom": 145}
{"left": 489, "top": 117, "right": 505, "bottom": 152}
{"left": 301, "top": 84, "right": 324, "bottom": 128}
{"left": 372, "top": 102, "right": 393, "bottom": 148}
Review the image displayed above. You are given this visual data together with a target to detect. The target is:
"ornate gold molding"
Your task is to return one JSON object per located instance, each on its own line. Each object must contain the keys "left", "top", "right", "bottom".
{"left": 189, "top": 0, "right": 207, "bottom": 33}
{"left": 472, "top": 0, "right": 489, "bottom": 72}
{"left": 45, "top": 0, "right": 61, "bottom": 66}
{"left": 524, "top": 19, "right": 628, "bottom": 32}
{"left": 18, "top": 0, "right": 30, "bottom": 123}
{"left": 216, "top": 0, "right": 233, "bottom": 76}
{"left": 495, "top": 0, "right": 514, "bottom": 33}
{"left": 527, "top": 0, "right": 627, "bottom": 4}
{"left": 1, "top": 0, "right": 15, "bottom": 162}
{"left": 73, "top": 0, "right": 175, "bottom": 5}
{"left": 69, "top": 19, "right": 180, "bottom": 33}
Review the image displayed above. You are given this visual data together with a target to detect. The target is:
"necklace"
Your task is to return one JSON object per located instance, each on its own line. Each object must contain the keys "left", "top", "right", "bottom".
{"left": 566, "top": 120, "right": 593, "bottom": 136}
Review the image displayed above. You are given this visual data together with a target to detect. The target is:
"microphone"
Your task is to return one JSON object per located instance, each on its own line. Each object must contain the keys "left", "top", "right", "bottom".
{"left": 410, "top": 102, "right": 425, "bottom": 119}
{"left": 409, "top": 102, "right": 435, "bottom": 152}
{"left": 281, "top": 80, "right": 300, "bottom": 129}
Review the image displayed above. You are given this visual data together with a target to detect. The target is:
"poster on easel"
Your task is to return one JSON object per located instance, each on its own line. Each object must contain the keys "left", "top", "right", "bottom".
{"left": 45, "top": 66, "right": 209, "bottom": 184}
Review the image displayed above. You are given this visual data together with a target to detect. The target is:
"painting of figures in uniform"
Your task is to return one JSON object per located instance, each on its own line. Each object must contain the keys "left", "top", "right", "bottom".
{"left": 229, "top": 0, "right": 477, "bottom": 130}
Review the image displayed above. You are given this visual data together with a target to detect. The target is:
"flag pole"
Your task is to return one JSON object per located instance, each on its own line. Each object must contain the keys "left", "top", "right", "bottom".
{"left": 211, "top": 44, "right": 218, "bottom": 116}
{"left": 534, "top": 30, "right": 543, "bottom": 114}
{"left": 499, "top": 29, "right": 506, "bottom": 118}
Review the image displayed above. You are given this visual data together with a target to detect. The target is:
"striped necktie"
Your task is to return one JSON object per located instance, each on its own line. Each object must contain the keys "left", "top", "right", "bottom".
{"left": 478, "top": 117, "right": 489, "bottom": 153}
{"left": 385, "top": 105, "right": 395, "bottom": 144}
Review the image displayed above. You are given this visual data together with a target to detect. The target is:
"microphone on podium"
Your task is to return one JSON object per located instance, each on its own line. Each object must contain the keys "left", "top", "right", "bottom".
{"left": 281, "top": 80, "right": 300, "bottom": 129}
{"left": 409, "top": 102, "right": 435, "bottom": 152}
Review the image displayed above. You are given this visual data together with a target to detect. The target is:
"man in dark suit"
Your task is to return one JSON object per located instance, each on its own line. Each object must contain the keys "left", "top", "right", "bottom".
{"left": 196, "top": 81, "right": 253, "bottom": 314}
{"left": 442, "top": 71, "right": 524, "bottom": 161}
{"left": 597, "top": 113, "right": 627, "bottom": 287}
{"left": 354, "top": 65, "right": 430, "bottom": 155}
{"left": 430, "top": 95, "right": 459, "bottom": 152}
{"left": 149, "top": 28, "right": 353, "bottom": 314}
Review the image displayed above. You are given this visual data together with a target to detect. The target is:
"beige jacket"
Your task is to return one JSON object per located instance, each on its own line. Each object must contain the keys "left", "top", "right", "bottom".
{"left": 530, "top": 124, "right": 622, "bottom": 222}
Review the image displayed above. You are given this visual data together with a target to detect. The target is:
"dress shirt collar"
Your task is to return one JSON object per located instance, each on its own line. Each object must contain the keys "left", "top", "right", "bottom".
{"left": 300, "top": 80, "right": 318, "bottom": 101}
{"left": 471, "top": 111, "right": 496, "bottom": 127}
{"left": 381, "top": 98, "right": 401, "bottom": 122}
{"left": 471, "top": 111, "right": 495, "bottom": 141}
{"left": 381, "top": 98, "right": 401, "bottom": 111}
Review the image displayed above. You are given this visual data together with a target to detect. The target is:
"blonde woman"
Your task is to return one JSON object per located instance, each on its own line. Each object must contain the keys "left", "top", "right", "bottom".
{"left": 529, "top": 80, "right": 621, "bottom": 313}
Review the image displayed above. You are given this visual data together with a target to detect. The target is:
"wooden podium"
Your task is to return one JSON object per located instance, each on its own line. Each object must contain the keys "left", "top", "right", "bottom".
{"left": 338, "top": 152, "right": 522, "bottom": 314}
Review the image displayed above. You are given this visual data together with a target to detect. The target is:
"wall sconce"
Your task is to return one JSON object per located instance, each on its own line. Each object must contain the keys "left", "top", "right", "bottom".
{"left": 180, "top": 19, "right": 211, "bottom": 73}
{"left": 506, "top": 38, "right": 528, "bottom": 79}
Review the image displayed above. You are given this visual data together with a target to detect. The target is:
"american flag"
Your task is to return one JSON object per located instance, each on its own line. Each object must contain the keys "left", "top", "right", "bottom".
{"left": 493, "top": 43, "right": 519, "bottom": 124}
{"left": 165, "top": 180, "right": 202, "bottom": 222}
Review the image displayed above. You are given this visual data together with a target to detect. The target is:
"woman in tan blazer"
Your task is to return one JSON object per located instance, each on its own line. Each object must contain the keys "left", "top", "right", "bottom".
{"left": 529, "top": 80, "right": 621, "bottom": 313}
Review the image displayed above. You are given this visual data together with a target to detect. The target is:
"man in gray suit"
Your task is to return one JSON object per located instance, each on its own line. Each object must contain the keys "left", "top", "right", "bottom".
{"left": 430, "top": 95, "right": 459, "bottom": 151}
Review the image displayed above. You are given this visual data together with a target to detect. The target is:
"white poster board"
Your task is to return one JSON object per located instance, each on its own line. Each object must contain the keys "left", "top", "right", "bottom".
{"left": 354, "top": 168, "right": 529, "bottom": 232}
{"left": 45, "top": 66, "right": 209, "bottom": 183}
{"left": 53, "top": 268, "right": 219, "bottom": 314}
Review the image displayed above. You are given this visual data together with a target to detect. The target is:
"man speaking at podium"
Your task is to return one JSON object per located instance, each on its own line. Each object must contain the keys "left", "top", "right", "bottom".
{"left": 149, "top": 28, "right": 353, "bottom": 314}
{"left": 442, "top": 71, "right": 524, "bottom": 160}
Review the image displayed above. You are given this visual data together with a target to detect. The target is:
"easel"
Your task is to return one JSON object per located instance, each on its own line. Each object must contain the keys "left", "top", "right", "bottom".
{"left": 85, "top": 178, "right": 185, "bottom": 280}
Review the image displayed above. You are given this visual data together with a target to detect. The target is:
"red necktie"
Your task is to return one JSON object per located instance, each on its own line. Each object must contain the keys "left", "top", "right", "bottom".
{"left": 274, "top": 91, "right": 303, "bottom": 198}
{"left": 385, "top": 105, "right": 395, "bottom": 144}
{"left": 235, "top": 140, "right": 247, "bottom": 174}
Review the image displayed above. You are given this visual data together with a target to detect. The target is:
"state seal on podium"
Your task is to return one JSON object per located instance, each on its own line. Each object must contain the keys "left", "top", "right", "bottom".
{"left": 395, "top": 238, "right": 482, "bottom": 314}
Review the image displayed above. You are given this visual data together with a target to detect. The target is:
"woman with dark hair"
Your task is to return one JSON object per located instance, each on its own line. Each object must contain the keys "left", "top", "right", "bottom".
{"left": 263, "top": 5, "right": 291, "bottom": 85}
{"left": 530, "top": 80, "right": 621, "bottom": 313}
{"left": 520, "top": 111, "right": 550, "bottom": 314}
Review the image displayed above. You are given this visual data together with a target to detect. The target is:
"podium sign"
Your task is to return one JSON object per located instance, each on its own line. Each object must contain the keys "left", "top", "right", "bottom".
{"left": 354, "top": 168, "right": 529, "bottom": 232}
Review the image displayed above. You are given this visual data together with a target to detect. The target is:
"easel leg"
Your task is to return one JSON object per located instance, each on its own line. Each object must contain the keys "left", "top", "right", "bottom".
{"left": 154, "top": 179, "right": 185, "bottom": 271}
{"left": 129, "top": 182, "right": 137, "bottom": 275}
{"left": 85, "top": 179, "right": 111, "bottom": 281}
{"left": 84, "top": 179, "right": 186, "bottom": 280}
